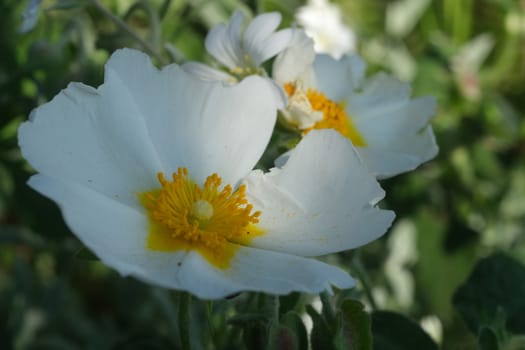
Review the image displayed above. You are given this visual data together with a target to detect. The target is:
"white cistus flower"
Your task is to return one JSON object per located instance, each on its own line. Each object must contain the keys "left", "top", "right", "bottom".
{"left": 18, "top": 49, "right": 394, "bottom": 299}
{"left": 296, "top": 0, "right": 356, "bottom": 59}
{"left": 273, "top": 30, "right": 438, "bottom": 179}
{"left": 183, "top": 10, "right": 293, "bottom": 83}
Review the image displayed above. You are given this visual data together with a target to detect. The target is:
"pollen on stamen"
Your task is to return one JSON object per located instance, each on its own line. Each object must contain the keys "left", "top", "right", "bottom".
{"left": 283, "top": 82, "right": 367, "bottom": 147}
{"left": 138, "top": 167, "right": 264, "bottom": 269}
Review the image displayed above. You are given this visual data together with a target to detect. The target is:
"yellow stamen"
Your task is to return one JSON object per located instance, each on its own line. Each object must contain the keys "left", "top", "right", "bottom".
{"left": 139, "top": 168, "right": 263, "bottom": 269}
{"left": 284, "top": 83, "right": 366, "bottom": 146}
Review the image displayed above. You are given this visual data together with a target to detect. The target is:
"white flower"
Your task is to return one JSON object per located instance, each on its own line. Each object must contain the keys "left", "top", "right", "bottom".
{"left": 18, "top": 49, "right": 394, "bottom": 299}
{"left": 296, "top": 0, "right": 356, "bottom": 59}
{"left": 273, "top": 32, "right": 438, "bottom": 179}
{"left": 183, "top": 11, "right": 293, "bottom": 83}
{"left": 451, "top": 33, "right": 494, "bottom": 101}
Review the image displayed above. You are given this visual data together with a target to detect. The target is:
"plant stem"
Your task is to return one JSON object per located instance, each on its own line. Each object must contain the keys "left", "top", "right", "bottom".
{"left": 179, "top": 292, "right": 192, "bottom": 350}
{"left": 90, "top": 0, "right": 167, "bottom": 64}
{"left": 350, "top": 256, "right": 378, "bottom": 311}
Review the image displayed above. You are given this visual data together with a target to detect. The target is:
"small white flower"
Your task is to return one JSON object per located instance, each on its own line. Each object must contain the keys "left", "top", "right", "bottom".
{"left": 296, "top": 0, "right": 356, "bottom": 59}
{"left": 273, "top": 31, "right": 438, "bottom": 179}
{"left": 183, "top": 11, "right": 293, "bottom": 83}
{"left": 451, "top": 33, "right": 494, "bottom": 101}
{"left": 19, "top": 49, "right": 394, "bottom": 299}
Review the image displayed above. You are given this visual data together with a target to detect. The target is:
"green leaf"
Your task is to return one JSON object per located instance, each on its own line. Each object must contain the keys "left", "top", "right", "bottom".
{"left": 279, "top": 292, "right": 302, "bottom": 315}
{"left": 178, "top": 292, "right": 192, "bottom": 350}
{"left": 371, "top": 311, "right": 438, "bottom": 350}
{"left": 267, "top": 321, "right": 298, "bottom": 350}
{"left": 504, "top": 336, "right": 525, "bottom": 350}
{"left": 307, "top": 305, "right": 335, "bottom": 350}
{"left": 228, "top": 313, "right": 271, "bottom": 325}
{"left": 479, "top": 327, "right": 499, "bottom": 350}
{"left": 453, "top": 253, "right": 525, "bottom": 335}
{"left": 334, "top": 299, "right": 372, "bottom": 350}
{"left": 281, "top": 312, "right": 308, "bottom": 350}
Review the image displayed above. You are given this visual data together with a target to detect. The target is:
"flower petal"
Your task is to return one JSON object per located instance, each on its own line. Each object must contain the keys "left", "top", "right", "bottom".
{"left": 346, "top": 73, "right": 438, "bottom": 177}
{"left": 30, "top": 165, "right": 354, "bottom": 299}
{"left": 255, "top": 28, "right": 294, "bottom": 66}
{"left": 273, "top": 29, "right": 316, "bottom": 84}
{"left": 104, "top": 49, "right": 280, "bottom": 186}
{"left": 182, "top": 62, "right": 236, "bottom": 83}
{"left": 205, "top": 11, "right": 244, "bottom": 69}
{"left": 18, "top": 74, "right": 163, "bottom": 210}
{"left": 172, "top": 244, "right": 354, "bottom": 299}
{"left": 357, "top": 126, "right": 437, "bottom": 179}
{"left": 313, "top": 53, "right": 366, "bottom": 101}
{"left": 243, "top": 12, "right": 281, "bottom": 48}
{"left": 27, "top": 174, "right": 167, "bottom": 276}
{"left": 241, "top": 12, "right": 293, "bottom": 67}
{"left": 244, "top": 129, "right": 395, "bottom": 257}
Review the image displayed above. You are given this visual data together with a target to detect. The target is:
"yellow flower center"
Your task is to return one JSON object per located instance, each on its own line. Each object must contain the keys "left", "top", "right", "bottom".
{"left": 228, "top": 54, "right": 263, "bottom": 79}
{"left": 284, "top": 83, "right": 366, "bottom": 146}
{"left": 139, "top": 168, "right": 263, "bottom": 269}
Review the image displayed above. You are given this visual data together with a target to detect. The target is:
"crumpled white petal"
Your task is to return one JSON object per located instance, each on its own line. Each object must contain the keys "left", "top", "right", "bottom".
{"left": 313, "top": 53, "right": 366, "bottom": 101}
{"left": 273, "top": 29, "right": 316, "bottom": 85}
{"left": 344, "top": 73, "right": 438, "bottom": 178}
{"left": 245, "top": 129, "right": 395, "bottom": 256}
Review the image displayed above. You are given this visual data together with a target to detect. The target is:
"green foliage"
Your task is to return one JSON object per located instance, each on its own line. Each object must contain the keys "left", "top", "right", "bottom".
{"left": 1, "top": 0, "right": 525, "bottom": 348}
{"left": 371, "top": 311, "right": 438, "bottom": 350}
{"left": 453, "top": 253, "right": 525, "bottom": 349}
{"left": 308, "top": 298, "right": 372, "bottom": 350}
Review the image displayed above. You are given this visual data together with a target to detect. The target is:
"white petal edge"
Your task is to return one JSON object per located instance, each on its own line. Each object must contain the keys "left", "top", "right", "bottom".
{"left": 30, "top": 174, "right": 354, "bottom": 299}
{"left": 104, "top": 49, "right": 279, "bottom": 186}
{"left": 244, "top": 129, "right": 395, "bottom": 256}
{"left": 250, "top": 29, "right": 294, "bottom": 67}
{"left": 273, "top": 29, "right": 316, "bottom": 84}
{"left": 312, "top": 53, "right": 366, "bottom": 102}
{"left": 182, "top": 62, "right": 236, "bottom": 83}
{"left": 358, "top": 126, "right": 438, "bottom": 179}
{"left": 18, "top": 66, "right": 164, "bottom": 210}
{"left": 243, "top": 12, "right": 282, "bottom": 64}
{"left": 346, "top": 73, "right": 438, "bottom": 177}
{"left": 171, "top": 244, "right": 355, "bottom": 299}
{"left": 27, "top": 174, "right": 173, "bottom": 277}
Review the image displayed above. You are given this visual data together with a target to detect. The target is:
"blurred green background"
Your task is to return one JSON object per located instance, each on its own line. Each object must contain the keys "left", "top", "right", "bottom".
{"left": 1, "top": 0, "right": 525, "bottom": 349}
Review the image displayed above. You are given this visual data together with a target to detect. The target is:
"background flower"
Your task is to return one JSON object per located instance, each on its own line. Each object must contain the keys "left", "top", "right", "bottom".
{"left": 296, "top": 0, "right": 356, "bottom": 59}
{"left": 183, "top": 10, "right": 292, "bottom": 83}
{"left": 274, "top": 35, "right": 438, "bottom": 178}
